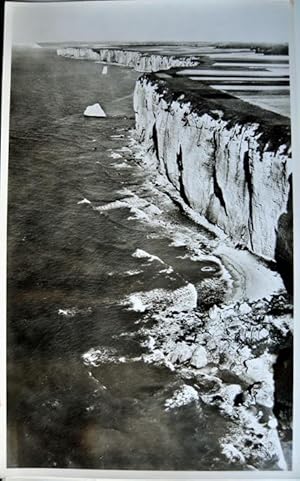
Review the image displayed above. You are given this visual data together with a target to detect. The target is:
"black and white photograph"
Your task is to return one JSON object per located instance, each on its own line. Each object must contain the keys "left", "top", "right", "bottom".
{"left": 2, "top": 0, "right": 296, "bottom": 473}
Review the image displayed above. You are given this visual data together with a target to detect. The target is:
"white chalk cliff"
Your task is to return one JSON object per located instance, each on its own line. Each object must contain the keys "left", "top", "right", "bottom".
{"left": 57, "top": 47, "right": 198, "bottom": 72}
{"left": 133, "top": 76, "right": 292, "bottom": 263}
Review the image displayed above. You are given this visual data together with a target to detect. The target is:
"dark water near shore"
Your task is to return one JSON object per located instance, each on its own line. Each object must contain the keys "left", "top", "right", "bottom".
{"left": 8, "top": 48, "right": 241, "bottom": 469}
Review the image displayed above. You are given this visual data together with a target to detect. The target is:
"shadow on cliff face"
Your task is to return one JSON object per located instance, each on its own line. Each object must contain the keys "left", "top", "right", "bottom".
{"left": 274, "top": 174, "right": 293, "bottom": 466}
{"left": 275, "top": 174, "right": 293, "bottom": 298}
{"left": 273, "top": 333, "right": 293, "bottom": 468}
{"left": 273, "top": 335, "right": 293, "bottom": 422}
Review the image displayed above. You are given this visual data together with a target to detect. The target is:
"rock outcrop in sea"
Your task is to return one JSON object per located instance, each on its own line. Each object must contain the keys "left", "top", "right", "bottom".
{"left": 84, "top": 103, "right": 106, "bottom": 117}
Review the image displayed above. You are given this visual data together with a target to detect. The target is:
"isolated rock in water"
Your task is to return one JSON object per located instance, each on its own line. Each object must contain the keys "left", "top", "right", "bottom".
{"left": 190, "top": 346, "right": 208, "bottom": 368}
{"left": 84, "top": 103, "right": 106, "bottom": 117}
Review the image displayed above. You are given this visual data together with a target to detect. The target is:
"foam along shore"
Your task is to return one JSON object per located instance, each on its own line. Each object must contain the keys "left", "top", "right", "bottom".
{"left": 84, "top": 103, "right": 106, "bottom": 117}
{"left": 134, "top": 288, "right": 292, "bottom": 469}
{"left": 55, "top": 45, "right": 292, "bottom": 469}
{"left": 129, "top": 72, "right": 292, "bottom": 469}
{"left": 128, "top": 137, "right": 285, "bottom": 303}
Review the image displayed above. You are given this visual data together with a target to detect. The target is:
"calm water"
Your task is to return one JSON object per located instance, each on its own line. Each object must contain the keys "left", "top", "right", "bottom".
{"left": 8, "top": 48, "right": 244, "bottom": 470}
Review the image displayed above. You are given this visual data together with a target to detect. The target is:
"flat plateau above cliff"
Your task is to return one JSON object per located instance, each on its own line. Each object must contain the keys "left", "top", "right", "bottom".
{"left": 143, "top": 72, "right": 291, "bottom": 153}
{"left": 40, "top": 41, "right": 288, "bottom": 54}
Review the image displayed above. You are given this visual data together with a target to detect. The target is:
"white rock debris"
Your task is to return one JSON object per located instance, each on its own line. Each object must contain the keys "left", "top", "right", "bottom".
{"left": 132, "top": 287, "right": 292, "bottom": 469}
{"left": 165, "top": 385, "right": 200, "bottom": 411}
{"left": 56, "top": 45, "right": 292, "bottom": 472}
{"left": 190, "top": 346, "right": 208, "bottom": 368}
{"left": 239, "top": 301, "right": 252, "bottom": 314}
{"left": 168, "top": 342, "right": 194, "bottom": 364}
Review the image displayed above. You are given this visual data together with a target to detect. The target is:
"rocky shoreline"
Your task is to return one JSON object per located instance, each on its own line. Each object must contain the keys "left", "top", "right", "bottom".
{"left": 137, "top": 290, "right": 292, "bottom": 468}
{"left": 55, "top": 45, "right": 293, "bottom": 470}
{"left": 91, "top": 132, "right": 293, "bottom": 470}
{"left": 123, "top": 131, "right": 292, "bottom": 469}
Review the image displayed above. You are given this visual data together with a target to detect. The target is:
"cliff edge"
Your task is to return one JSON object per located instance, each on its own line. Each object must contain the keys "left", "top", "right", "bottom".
{"left": 57, "top": 47, "right": 198, "bottom": 72}
{"left": 133, "top": 74, "right": 292, "bottom": 292}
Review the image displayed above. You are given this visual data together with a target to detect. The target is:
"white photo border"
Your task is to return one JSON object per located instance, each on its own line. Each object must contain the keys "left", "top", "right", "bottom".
{"left": 1, "top": 1, "right": 299, "bottom": 480}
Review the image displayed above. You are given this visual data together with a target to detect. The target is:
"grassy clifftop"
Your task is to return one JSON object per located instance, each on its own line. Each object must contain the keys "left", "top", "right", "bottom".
{"left": 141, "top": 72, "right": 291, "bottom": 154}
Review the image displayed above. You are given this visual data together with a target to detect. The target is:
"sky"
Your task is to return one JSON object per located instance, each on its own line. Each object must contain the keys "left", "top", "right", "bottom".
{"left": 8, "top": 0, "right": 290, "bottom": 45}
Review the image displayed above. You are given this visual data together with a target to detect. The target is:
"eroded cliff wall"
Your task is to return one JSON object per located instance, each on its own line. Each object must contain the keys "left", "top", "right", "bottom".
{"left": 57, "top": 47, "right": 198, "bottom": 72}
{"left": 134, "top": 75, "right": 292, "bottom": 265}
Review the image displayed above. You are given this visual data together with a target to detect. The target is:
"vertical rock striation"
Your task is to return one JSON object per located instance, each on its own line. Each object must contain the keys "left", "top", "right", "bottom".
{"left": 133, "top": 75, "right": 292, "bottom": 273}
{"left": 56, "top": 47, "right": 198, "bottom": 72}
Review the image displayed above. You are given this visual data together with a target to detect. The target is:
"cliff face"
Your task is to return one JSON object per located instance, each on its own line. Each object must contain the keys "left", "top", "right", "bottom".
{"left": 275, "top": 175, "right": 293, "bottom": 293}
{"left": 134, "top": 76, "right": 292, "bottom": 264}
{"left": 57, "top": 47, "right": 198, "bottom": 72}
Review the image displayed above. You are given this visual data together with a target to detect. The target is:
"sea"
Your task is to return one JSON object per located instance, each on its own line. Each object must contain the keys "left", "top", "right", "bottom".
{"left": 6, "top": 47, "right": 277, "bottom": 470}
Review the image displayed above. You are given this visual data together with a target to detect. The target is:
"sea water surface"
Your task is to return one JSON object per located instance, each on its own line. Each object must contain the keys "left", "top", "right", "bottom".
{"left": 8, "top": 48, "right": 250, "bottom": 470}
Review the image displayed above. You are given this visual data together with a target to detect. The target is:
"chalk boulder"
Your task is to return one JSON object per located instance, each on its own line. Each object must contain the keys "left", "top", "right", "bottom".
{"left": 190, "top": 346, "right": 208, "bottom": 368}
{"left": 84, "top": 103, "right": 106, "bottom": 117}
